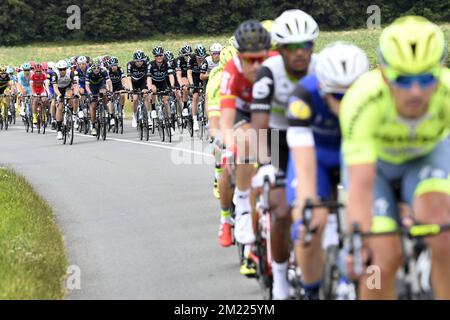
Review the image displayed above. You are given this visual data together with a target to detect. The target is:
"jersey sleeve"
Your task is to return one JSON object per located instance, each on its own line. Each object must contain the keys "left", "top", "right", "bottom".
{"left": 127, "top": 62, "right": 132, "bottom": 77}
{"left": 50, "top": 73, "right": 57, "bottom": 85}
{"left": 287, "top": 84, "right": 314, "bottom": 127}
{"left": 176, "top": 58, "right": 182, "bottom": 71}
{"left": 250, "top": 66, "right": 274, "bottom": 113}
{"left": 200, "top": 60, "right": 208, "bottom": 74}
{"left": 103, "top": 69, "right": 110, "bottom": 80}
{"left": 340, "top": 75, "right": 379, "bottom": 165}
{"left": 219, "top": 62, "right": 237, "bottom": 110}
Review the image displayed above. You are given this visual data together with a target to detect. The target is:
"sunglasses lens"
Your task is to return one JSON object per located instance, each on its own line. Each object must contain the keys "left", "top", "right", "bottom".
{"left": 286, "top": 42, "right": 313, "bottom": 50}
{"left": 331, "top": 93, "right": 345, "bottom": 100}
{"left": 393, "top": 73, "right": 436, "bottom": 89}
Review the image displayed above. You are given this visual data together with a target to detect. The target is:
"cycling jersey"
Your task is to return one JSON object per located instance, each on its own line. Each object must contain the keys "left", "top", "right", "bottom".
{"left": 176, "top": 55, "right": 189, "bottom": 78}
{"left": 251, "top": 54, "right": 316, "bottom": 130}
{"left": 287, "top": 74, "right": 341, "bottom": 149}
{"left": 86, "top": 67, "right": 109, "bottom": 86}
{"left": 127, "top": 60, "right": 148, "bottom": 82}
{"left": 18, "top": 71, "right": 31, "bottom": 94}
{"left": 76, "top": 66, "right": 89, "bottom": 89}
{"left": 51, "top": 69, "right": 78, "bottom": 90}
{"left": 188, "top": 55, "right": 203, "bottom": 74}
{"left": 220, "top": 56, "right": 253, "bottom": 114}
{"left": 30, "top": 72, "right": 47, "bottom": 95}
{"left": 147, "top": 60, "right": 169, "bottom": 82}
{"left": 201, "top": 56, "right": 219, "bottom": 74}
{"left": 206, "top": 65, "right": 223, "bottom": 117}
{"left": 46, "top": 70, "right": 55, "bottom": 95}
{"left": 340, "top": 68, "right": 450, "bottom": 165}
{"left": 108, "top": 67, "right": 125, "bottom": 92}
{"left": 285, "top": 74, "right": 342, "bottom": 204}
{"left": 0, "top": 74, "right": 11, "bottom": 94}
{"left": 166, "top": 60, "right": 177, "bottom": 87}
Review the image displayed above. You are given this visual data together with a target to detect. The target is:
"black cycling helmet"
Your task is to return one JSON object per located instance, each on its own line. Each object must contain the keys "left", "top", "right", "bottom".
{"left": 152, "top": 46, "right": 164, "bottom": 56}
{"left": 180, "top": 44, "right": 193, "bottom": 55}
{"left": 164, "top": 51, "right": 174, "bottom": 61}
{"left": 109, "top": 57, "right": 119, "bottom": 66}
{"left": 133, "top": 50, "right": 145, "bottom": 61}
{"left": 234, "top": 20, "right": 271, "bottom": 53}
{"left": 195, "top": 44, "right": 207, "bottom": 58}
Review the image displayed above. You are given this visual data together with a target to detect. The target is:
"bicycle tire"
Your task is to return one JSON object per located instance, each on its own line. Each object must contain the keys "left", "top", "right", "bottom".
{"left": 68, "top": 110, "right": 74, "bottom": 145}
{"left": 321, "top": 245, "right": 340, "bottom": 300}
{"left": 163, "top": 106, "right": 172, "bottom": 143}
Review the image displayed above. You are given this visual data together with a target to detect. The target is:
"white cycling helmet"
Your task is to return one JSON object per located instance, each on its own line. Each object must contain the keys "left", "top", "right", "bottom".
{"left": 316, "top": 42, "right": 370, "bottom": 94}
{"left": 56, "top": 60, "right": 68, "bottom": 70}
{"left": 272, "top": 9, "right": 319, "bottom": 45}
{"left": 48, "top": 61, "right": 55, "bottom": 69}
{"left": 77, "top": 56, "right": 87, "bottom": 64}
{"left": 210, "top": 43, "right": 223, "bottom": 53}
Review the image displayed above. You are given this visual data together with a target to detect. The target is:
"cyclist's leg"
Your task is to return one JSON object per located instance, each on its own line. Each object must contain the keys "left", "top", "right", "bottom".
{"left": 56, "top": 88, "right": 66, "bottom": 133}
{"left": 402, "top": 139, "right": 450, "bottom": 299}
{"left": 268, "top": 129, "right": 291, "bottom": 299}
{"left": 344, "top": 160, "right": 403, "bottom": 299}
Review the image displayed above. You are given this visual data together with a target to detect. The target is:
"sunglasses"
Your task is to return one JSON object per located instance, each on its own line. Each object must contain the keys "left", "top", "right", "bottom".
{"left": 391, "top": 73, "right": 437, "bottom": 90}
{"left": 330, "top": 93, "right": 345, "bottom": 101}
{"left": 241, "top": 56, "right": 266, "bottom": 65}
{"left": 284, "top": 41, "right": 314, "bottom": 51}
{"left": 58, "top": 68, "right": 66, "bottom": 72}
{"left": 155, "top": 55, "right": 163, "bottom": 58}
{"left": 212, "top": 52, "right": 220, "bottom": 55}
{"left": 24, "top": 69, "right": 31, "bottom": 72}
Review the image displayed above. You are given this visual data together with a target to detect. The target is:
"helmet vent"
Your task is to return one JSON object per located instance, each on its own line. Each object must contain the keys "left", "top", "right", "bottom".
{"left": 285, "top": 23, "right": 292, "bottom": 35}
{"left": 410, "top": 42, "right": 417, "bottom": 57}
{"left": 341, "top": 60, "right": 347, "bottom": 73}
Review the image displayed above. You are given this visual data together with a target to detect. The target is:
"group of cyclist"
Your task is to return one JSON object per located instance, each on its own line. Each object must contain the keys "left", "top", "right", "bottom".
{"left": 1, "top": 8, "right": 448, "bottom": 300}
{"left": 0, "top": 42, "right": 223, "bottom": 139}
{"left": 205, "top": 10, "right": 449, "bottom": 300}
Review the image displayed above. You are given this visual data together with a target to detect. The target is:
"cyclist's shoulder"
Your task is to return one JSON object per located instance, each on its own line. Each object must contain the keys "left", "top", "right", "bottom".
{"left": 342, "top": 69, "right": 387, "bottom": 110}
{"left": 437, "top": 67, "right": 450, "bottom": 92}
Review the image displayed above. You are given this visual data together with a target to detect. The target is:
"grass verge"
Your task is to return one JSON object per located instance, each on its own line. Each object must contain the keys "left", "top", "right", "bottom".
{"left": 0, "top": 167, "right": 67, "bottom": 299}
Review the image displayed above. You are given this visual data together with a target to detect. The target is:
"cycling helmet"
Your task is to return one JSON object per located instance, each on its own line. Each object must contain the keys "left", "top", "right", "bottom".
{"left": 0, "top": 65, "right": 7, "bottom": 73}
{"left": 261, "top": 20, "right": 274, "bottom": 33}
{"left": 77, "top": 56, "right": 87, "bottom": 64}
{"left": 91, "top": 59, "right": 101, "bottom": 68}
{"left": 210, "top": 43, "right": 223, "bottom": 53}
{"left": 56, "top": 60, "right": 68, "bottom": 70}
{"left": 220, "top": 46, "right": 238, "bottom": 66}
{"left": 133, "top": 50, "right": 146, "bottom": 61}
{"left": 271, "top": 9, "right": 319, "bottom": 45}
{"left": 316, "top": 42, "right": 369, "bottom": 94}
{"left": 29, "top": 61, "right": 36, "bottom": 69}
{"left": 378, "top": 16, "right": 446, "bottom": 75}
{"left": 34, "top": 63, "right": 43, "bottom": 72}
{"left": 6, "top": 66, "right": 15, "bottom": 74}
{"left": 109, "top": 57, "right": 119, "bottom": 66}
{"left": 42, "top": 62, "right": 48, "bottom": 70}
{"left": 22, "top": 63, "right": 31, "bottom": 70}
{"left": 195, "top": 44, "right": 207, "bottom": 58}
{"left": 228, "top": 36, "right": 235, "bottom": 47}
{"left": 48, "top": 61, "right": 55, "bottom": 69}
{"left": 234, "top": 20, "right": 271, "bottom": 52}
{"left": 164, "top": 51, "right": 174, "bottom": 61}
{"left": 180, "top": 44, "right": 193, "bottom": 55}
{"left": 152, "top": 46, "right": 164, "bottom": 56}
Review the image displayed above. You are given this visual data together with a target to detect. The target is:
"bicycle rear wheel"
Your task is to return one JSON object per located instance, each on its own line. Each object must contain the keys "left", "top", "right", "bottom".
{"left": 68, "top": 110, "right": 74, "bottom": 145}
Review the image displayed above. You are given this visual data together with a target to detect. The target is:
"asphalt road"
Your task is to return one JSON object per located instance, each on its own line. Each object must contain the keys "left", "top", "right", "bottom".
{"left": 0, "top": 122, "right": 261, "bottom": 299}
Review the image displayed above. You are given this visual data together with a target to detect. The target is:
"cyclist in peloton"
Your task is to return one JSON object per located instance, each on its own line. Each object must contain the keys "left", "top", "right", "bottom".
{"left": 200, "top": 43, "right": 222, "bottom": 83}
{"left": 17, "top": 62, "right": 32, "bottom": 117}
{"left": 85, "top": 59, "right": 113, "bottom": 136}
{"left": 286, "top": 42, "right": 369, "bottom": 300}
{"left": 188, "top": 44, "right": 208, "bottom": 132}
{"left": 250, "top": 9, "right": 319, "bottom": 299}
{"left": 51, "top": 60, "right": 79, "bottom": 140}
{"left": 126, "top": 50, "right": 151, "bottom": 128}
{"left": 147, "top": 45, "right": 176, "bottom": 136}
{"left": 0, "top": 66, "right": 13, "bottom": 122}
{"left": 30, "top": 63, "right": 49, "bottom": 126}
{"left": 220, "top": 20, "right": 271, "bottom": 276}
{"left": 176, "top": 45, "right": 192, "bottom": 114}
{"left": 341, "top": 16, "right": 450, "bottom": 300}
{"left": 107, "top": 57, "right": 126, "bottom": 128}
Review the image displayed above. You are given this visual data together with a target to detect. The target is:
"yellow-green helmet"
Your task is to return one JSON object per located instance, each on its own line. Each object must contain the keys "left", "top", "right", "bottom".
{"left": 379, "top": 16, "right": 446, "bottom": 75}
{"left": 261, "top": 19, "right": 276, "bottom": 50}
{"left": 228, "top": 35, "right": 235, "bottom": 47}
{"left": 220, "top": 45, "right": 237, "bottom": 66}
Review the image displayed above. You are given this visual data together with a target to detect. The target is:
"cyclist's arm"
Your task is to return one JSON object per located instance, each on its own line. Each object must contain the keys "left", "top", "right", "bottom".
{"left": 200, "top": 61, "right": 209, "bottom": 81}
{"left": 72, "top": 72, "right": 80, "bottom": 96}
{"left": 146, "top": 65, "right": 153, "bottom": 92}
{"left": 250, "top": 66, "right": 273, "bottom": 164}
{"left": 287, "top": 85, "right": 317, "bottom": 207}
{"left": 187, "top": 69, "right": 193, "bottom": 87}
{"left": 340, "top": 84, "right": 379, "bottom": 232}
{"left": 219, "top": 68, "right": 237, "bottom": 149}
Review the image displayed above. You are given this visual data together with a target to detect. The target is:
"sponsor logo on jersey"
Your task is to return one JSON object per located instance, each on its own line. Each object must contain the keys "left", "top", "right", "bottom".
{"left": 289, "top": 99, "right": 311, "bottom": 120}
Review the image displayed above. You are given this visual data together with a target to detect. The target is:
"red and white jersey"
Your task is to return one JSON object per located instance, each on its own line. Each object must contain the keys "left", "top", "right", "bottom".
{"left": 219, "top": 56, "right": 253, "bottom": 113}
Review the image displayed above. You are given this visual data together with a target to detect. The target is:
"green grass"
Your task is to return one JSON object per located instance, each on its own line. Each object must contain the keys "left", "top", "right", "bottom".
{"left": 0, "top": 168, "right": 67, "bottom": 299}
{"left": 1, "top": 24, "right": 449, "bottom": 69}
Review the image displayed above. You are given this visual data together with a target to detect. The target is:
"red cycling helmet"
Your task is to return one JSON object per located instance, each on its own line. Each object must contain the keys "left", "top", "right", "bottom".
{"left": 35, "top": 64, "right": 43, "bottom": 72}
{"left": 30, "top": 61, "right": 36, "bottom": 69}
{"left": 42, "top": 62, "right": 48, "bottom": 70}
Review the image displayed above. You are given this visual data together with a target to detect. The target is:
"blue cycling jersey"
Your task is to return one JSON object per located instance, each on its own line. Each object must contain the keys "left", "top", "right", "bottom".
{"left": 17, "top": 71, "right": 31, "bottom": 94}
{"left": 286, "top": 74, "right": 343, "bottom": 204}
